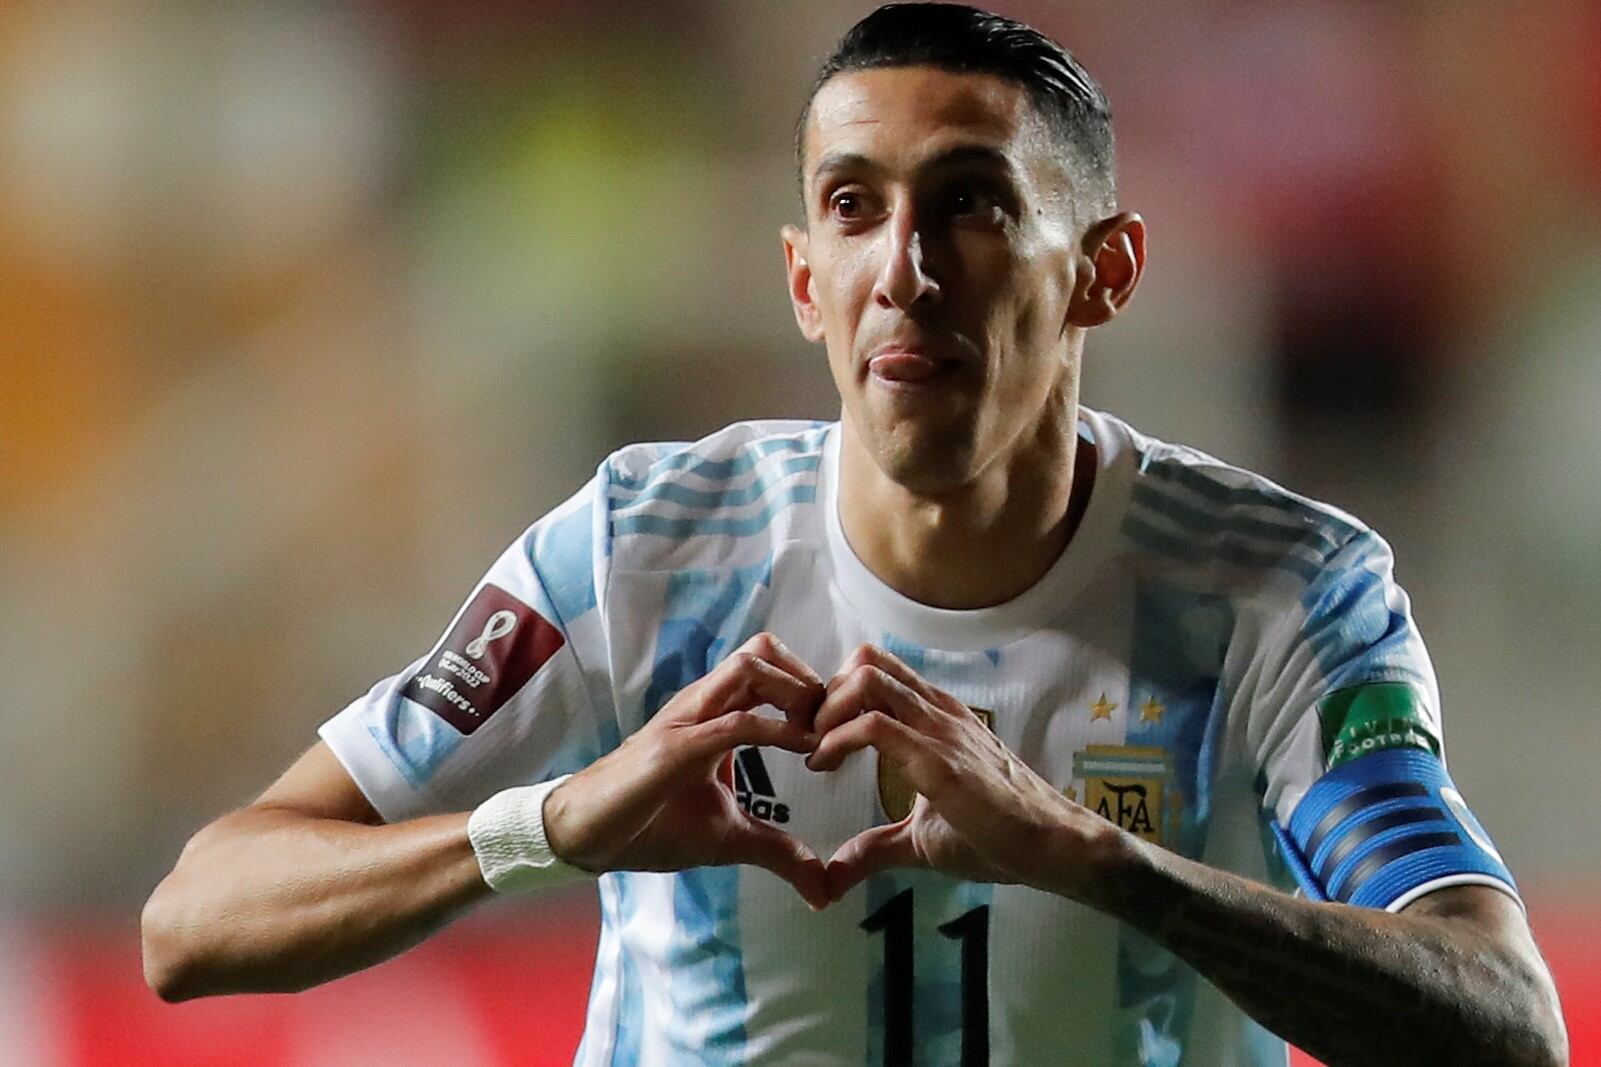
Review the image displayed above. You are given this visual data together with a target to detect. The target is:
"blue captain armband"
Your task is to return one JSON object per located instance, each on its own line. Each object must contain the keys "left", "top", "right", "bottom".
{"left": 1271, "top": 748, "right": 1520, "bottom": 912}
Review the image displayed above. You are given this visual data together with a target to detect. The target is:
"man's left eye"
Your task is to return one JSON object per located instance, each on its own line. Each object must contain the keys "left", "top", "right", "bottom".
{"left": 946, "top": 188, "right": 1001, "bottom": 220}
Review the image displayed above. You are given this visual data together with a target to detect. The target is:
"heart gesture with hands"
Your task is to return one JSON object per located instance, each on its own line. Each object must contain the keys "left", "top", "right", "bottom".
{"left": 543, "top": 635, "right": 1116, "bottom": 912}
{"left": 807, "top": 645, "right": 1114, "bottom": 906}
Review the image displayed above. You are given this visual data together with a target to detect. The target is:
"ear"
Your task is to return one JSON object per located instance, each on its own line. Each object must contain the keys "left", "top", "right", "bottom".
{"left": 781, "top": 224, "right": 825, "bottom": 343}
{"left": 1066, "top": 212, "right": 1146, "bottom": 329}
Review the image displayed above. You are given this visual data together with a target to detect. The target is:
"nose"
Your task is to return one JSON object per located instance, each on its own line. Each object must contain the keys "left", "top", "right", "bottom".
{"left": 871, "top": 205, "right": 941, "bottom": 311}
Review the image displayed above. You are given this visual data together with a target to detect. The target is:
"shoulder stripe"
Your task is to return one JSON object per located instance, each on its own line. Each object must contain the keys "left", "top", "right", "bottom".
{"left": 1122, "top": 513, "right": 1324, "bottom": 583}
{"left": 612, "top": 484, "right": 817, "bottom": 539}
{"left": 609, "top": 429, "right": 828, "bottom": 494}
{"left": 1137, "top": 453, "right": 1361, "bottom": 543}
{"left": 1130, "top": 481, "right": 1343, "bottom": 558}
{"left": 609, "top": 453, "right": 821, "bottom": 513}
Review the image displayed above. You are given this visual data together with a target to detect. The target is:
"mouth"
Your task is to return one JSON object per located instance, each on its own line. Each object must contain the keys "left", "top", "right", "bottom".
{"left": 865, "top": 344, "right": 963, "bottom": 389}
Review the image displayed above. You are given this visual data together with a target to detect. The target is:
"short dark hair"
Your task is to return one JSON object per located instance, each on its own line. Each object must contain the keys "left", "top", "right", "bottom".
{"left": 796, "top": 3, "right": 1115, "bottom": 220}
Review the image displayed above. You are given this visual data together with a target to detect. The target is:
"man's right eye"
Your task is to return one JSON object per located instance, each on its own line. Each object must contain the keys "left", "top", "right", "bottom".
{"left": 828, "top": 190, "right": 872, "bottom": 220}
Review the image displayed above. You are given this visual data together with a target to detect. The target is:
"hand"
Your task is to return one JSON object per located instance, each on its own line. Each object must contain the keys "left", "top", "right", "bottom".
{"left": 807, "top": 645, "right": 1115, "bottom": 903}
{"left": 541, "top": 633, "right": 831, "bottom": 909}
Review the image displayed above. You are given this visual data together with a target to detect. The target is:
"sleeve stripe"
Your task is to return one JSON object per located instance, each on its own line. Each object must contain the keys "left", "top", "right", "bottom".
{"left": 1282, "top": 749, "right": 1518, "bottom": 911}
{"left": 1314, "top": 806, "right": 1448, "bottom": 883}
{"left": 1303, "top": 781, "right": 1428, "bottom": 859}
{"left": 1332, "top": 831, "right": 1464, "bottom": 902}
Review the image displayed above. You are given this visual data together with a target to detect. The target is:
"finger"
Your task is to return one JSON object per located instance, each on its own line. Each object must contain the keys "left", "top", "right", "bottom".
{"left": 686, "top": 708, "right": 818, "bottom": 759}
{"left": 864, "top": 646, "right": 976, "bottom": 721}
{"left": 807, "top": 707, "right": 931, "bottom": 773}
{"left": 725, "top": 815, "right": 831, "bottom": 911}
{"left": 697, "top": 653, "right": 822, "bottom": 735}
{"left": 812, "top": 664, "right": 931, "bottom": 741}
{"left": 737, "top": 631, "right": 826, "bottom": 692}
{"left": 748, "top": 633, "right": 827, "bottom": 733}
{"left": 849, "top": 644, "right": 951, "bottom": 707}
{"left": 824, "top": 820, "right": 923, "bottom": 900}
{"left": 725, "top": 632, "right": 826, "bottom": 733}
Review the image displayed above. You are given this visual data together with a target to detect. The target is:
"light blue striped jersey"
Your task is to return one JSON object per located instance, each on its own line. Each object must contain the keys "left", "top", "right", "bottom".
{"left": 320, "top": 409, "right": 1515, "bottom": 1067}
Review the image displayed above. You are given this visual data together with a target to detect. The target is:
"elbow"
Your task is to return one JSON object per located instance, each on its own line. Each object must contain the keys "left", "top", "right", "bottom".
{"left": 1521, "top": 997, "right": 1570, "bottom": 1067}
{"left": 1507, "top": 1023, "right": 1569, "bottom": 1067}
{"left": 1500, "top": 954, "right": 1570, "bottom": 1067}
{"left": 140, "top": 882, "right": 206, "bottom": 1003}
{"left": 141, "top": 816, "right": 249, "bottom": 1002}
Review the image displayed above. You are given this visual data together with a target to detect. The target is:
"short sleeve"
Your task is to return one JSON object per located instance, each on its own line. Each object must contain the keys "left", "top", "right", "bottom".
{"left": 1245, "top": 528, "right": 1519, "bottom": 911}
{"left": 319, "top": 474, "right": 620, "bottom": 823}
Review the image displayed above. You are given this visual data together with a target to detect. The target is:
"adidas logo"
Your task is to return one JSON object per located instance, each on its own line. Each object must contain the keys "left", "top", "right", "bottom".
{"left": 733, "top": 747, "right": 790, "bottom": 824}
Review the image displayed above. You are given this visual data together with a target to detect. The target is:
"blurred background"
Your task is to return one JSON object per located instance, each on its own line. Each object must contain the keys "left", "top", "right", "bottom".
{"left": 2, "top": 0, "right": 1598, "bottom": 1063}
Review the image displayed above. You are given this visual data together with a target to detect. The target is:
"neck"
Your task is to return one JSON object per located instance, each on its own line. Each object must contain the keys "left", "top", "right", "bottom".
{"left": 837, "top": 396, "right": 1095, "bottom": 611}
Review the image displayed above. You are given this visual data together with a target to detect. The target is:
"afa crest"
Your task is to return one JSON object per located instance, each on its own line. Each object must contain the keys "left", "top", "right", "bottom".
{"left": 1071, "top": 745, "right": 1177, "bottom": 846}
{"left": 877, "top": 707, "right": 994, "bottom": 822}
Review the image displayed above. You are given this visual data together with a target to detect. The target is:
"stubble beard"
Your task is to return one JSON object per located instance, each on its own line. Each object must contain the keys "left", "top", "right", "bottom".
{"left": 861, "top": 404, "right": 987, "bottom": 499}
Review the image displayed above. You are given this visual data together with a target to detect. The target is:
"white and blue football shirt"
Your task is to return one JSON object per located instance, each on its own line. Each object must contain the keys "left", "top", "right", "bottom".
{"left": 320, "top": 408, "right": 1518, "bottom": 1067}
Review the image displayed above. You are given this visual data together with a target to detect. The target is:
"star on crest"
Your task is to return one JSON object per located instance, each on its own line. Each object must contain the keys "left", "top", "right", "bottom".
{"left": 1090, "top": 693, "right": 1117, "bottom": 721}
{"left": 1140, "top": 697, "right": 1166, "bottom": 723}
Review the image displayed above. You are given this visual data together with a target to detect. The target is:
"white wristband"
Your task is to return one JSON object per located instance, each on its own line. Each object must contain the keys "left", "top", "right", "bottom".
{"left": 467, "top": 774, "right": 595, "bottom": 893}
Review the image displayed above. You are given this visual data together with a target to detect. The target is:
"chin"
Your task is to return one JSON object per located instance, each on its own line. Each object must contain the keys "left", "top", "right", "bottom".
{"left": 871, "top": 421, "right": 982, "bottom": 497}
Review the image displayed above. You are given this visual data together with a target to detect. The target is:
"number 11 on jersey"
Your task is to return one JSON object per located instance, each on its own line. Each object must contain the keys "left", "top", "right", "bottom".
{"left": 861, "top": 890, "right": 990, "bottom": 1066}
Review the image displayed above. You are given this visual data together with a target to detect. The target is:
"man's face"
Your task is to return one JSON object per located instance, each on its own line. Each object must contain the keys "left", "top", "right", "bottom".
{"left": 785, "top": 66, "right": 1085, "bottom": 494}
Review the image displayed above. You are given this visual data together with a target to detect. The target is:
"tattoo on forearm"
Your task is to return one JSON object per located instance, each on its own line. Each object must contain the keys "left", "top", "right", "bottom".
{"left": 1125, "top": 877, "right": 1554, "bottom": 1067}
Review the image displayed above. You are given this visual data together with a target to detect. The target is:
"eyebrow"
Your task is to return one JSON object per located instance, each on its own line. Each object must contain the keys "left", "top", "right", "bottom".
{"left": 809, "top": 144, "right": 1017, "bottom": 188}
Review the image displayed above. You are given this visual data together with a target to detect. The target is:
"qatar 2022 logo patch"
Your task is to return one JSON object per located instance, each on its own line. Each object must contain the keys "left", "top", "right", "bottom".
{"left": 401, "top": 583, "right": 564, "bottom": 736}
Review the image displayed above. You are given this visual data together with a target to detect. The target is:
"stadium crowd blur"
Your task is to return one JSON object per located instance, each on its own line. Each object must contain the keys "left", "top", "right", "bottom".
{"left": 2, "top": 1, "right": 1598, "bottom": 1063}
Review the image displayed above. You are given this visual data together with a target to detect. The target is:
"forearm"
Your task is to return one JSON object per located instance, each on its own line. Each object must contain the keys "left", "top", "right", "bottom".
{"left": 142, "top": 806, "right": 490, "bottom": 1001}
{"left": 1074, "top": 835, "right": 1566, "bottom": 1067}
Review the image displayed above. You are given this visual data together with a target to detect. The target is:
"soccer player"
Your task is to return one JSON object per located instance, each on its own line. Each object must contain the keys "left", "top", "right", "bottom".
{"left": 142, "top": 5, "right": 1567, "bottom": 1065}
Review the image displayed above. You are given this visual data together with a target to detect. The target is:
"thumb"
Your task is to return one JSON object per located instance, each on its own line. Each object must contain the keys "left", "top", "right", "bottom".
{"left": 824, "top": 821, "right": 922, "bottom": 901}
{"left": 727, "top": 815, "right": 830, "bottom": 912}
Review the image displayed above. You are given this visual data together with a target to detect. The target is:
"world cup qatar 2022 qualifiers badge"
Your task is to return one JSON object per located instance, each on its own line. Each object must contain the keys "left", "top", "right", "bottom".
{"left": 401, "top": 583, "right": 565, "bottom": 736}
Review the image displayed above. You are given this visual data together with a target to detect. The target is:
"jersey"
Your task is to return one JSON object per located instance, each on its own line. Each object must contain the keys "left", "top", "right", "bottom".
{"left": 319, "top": 408, "right": 1519, "bottom": 1067}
